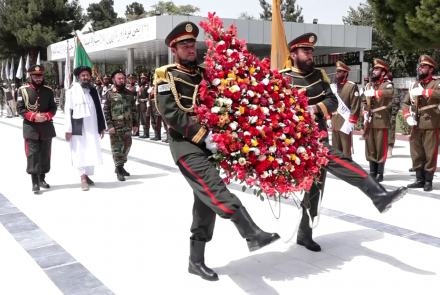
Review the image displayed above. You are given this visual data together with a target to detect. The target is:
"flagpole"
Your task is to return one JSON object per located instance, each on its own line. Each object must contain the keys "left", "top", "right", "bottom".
{"left": 74, "top": 31, "right": 103, "bottom": 84}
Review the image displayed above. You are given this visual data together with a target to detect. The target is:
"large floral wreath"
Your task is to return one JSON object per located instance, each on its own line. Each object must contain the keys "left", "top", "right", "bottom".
{"left": 195, "top": 13, "right": 329, "bottom": 199}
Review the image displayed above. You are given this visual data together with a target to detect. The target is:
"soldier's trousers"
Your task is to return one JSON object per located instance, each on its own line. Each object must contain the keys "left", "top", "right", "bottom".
{"left": 332, "top": 131, "right": 352, "bottom": 159}
{"left": 24, "top": 138, "right": 52, "bottom": 175}
{"left": 388, "top": 119, "right": 397, "bottom": 148}
{"left": 410, "top": 128, "right": 439, "bottom": 173}
{"left": 365, "top": 128, "right": 388, "bottom": 163}
{"left": 110, "top": 130, "right": 132, "bottom": 167}
{"left": 139, "top": 102, "right": 150, "bottom": 135}
{"left": 150, "top": 100, "right": 162, "bottom": 136}
{"left": 304, "top": 142, "right": 368, "bottom": 218}
{"left": 177, "top": 153, "right": 242, "bottom": 242}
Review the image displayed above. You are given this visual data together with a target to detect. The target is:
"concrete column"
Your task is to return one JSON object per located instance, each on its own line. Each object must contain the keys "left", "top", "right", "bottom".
{"left": 58, "top": 61, "right": 63, "bottom": 85}
{"left": 156, "top": 54, "right": 161, "bottom": 68}
{"left": 359, "top": 50, "right": 364, "bottom": 62}
{"left": 102, "top": 63, "right": 106, "bottom": 75}
{"left": 127, "top": 48, "right": 134, "bottom": 74}
{"left": 168, "top": 47, "right": 174, "bottom": 64}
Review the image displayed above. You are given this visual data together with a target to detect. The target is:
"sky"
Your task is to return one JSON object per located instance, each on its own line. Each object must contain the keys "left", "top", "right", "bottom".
{"left": 79, "top": 0, "right": 366, "bottom": 25}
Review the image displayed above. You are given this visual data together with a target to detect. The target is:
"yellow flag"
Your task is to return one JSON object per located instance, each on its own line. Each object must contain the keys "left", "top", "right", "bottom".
{"left": 270, "top": 0, "right": 291, "bottom": 70}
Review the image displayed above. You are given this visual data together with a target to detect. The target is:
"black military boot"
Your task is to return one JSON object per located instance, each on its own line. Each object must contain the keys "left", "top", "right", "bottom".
{"left": 121, "top": 165, "right": 130, "bottom": 177}
{"left": 407, "top": 170, "right": 425, "bottom": 188}
{"left": 359, "top": 175, "right": 407, "bottom": 213}
{"left": 115, "top": 166, "right": 125, "bottom": 181}
{"left": 424, "top": 171, "right": 433, "bottom": 192}
{"left": 150, "top": 131, "right": 161, "bottom": 141}
{"left": 369, "top": 161, "right": 378, "bottom": 178}
{"left": 39, "top": 174, "right": 50, "bottom": 189}
{"left": 132, "top": 130, "right": 139, "bottom": 137}
{"left": 376, "top": 162, "right": 385, "bottom": 183}
{"left": 230, "top": 206, "right": 280, "bottom": 252}
{"left": 140, "top": 127, "right": 149, "bottom": 138}
{"left": 188, "top": 240, "right": 219, "bottom": 281}
{"left": 31, "top": 174, "right": 40, "bottom": 194}
{"left": 297, "top": 208, "right": 321, "bottom": 252}
{"left": 409, "top": 168, "right": 415, "bottom": 172}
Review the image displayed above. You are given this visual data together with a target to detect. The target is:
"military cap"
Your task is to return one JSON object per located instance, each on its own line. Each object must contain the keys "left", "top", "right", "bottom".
{"left": 127, "top": 73, "right": 137, "bottom": 79}
{"left": 111, "top": 69, "right": 126, "bottom": 79}
{"left": 73, "top": 66, "right": 92, "bottom": 77}
{"left": 165, "top": 21, "right": 199, "bottom": 47}
{"left": 140, "top": 73, "right": 149, "bottom": 79}
{"left": 288, "top": 33, "right": 317, "bottom": 52}
{"left": 385, "top": 72, "right": 393, "bottom": 81}
{"left": 103, "top": 74, "right": 110, "bottom": 79}
{"left": 420, "top": 55, "right": 437, "bottom": 69}
{"left": 336, "top": 61, "right": 350, "bottom": 72}
{"left": 364, "top": 76, "right": 370, "bottom": 81}
{"left": 28, "top": 65, "right": 44, "bottom": 75}
{"left": 373, "top": 59, "right": 389, "bottom": 71}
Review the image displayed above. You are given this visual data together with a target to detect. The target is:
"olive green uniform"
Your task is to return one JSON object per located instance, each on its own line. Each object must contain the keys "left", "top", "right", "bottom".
{"left": 387, "top": 98, "right": 400, "bottom": 149}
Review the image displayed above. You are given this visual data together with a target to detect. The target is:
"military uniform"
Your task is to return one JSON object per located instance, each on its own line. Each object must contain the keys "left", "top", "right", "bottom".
{"left": 16, "top": 65, "right": 57, "bottom": 193}
{"left": 155, "top": 21, "right": 280, "bottom": 282}
{"left": 127, "top": 74, "right": 140, "bottom": 137}
{"left": 284, "top": 33, "right": 407, "bottom": 252}
{"left": 103, "top": 70, "right": 139, "bottom": 181}
{"left": 403, "top": 55, "right": 440, "bottom": 191}
{"left": 137, "top": 73, "right": 151, "bottom": 138}
{"left": 361, "top": 59, "right": 394, "bottom": 181}
{"left": 328, "top": 62, "right": 361, "bottom": 159}
{"left": 387, "top": 97, "right": 400, "bottom": 157}
{"left": 150, "top": 80, "right": 163, "bottom": 141}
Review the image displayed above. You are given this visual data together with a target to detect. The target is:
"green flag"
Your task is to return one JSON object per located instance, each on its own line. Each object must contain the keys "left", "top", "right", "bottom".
{"left": 74, "top": 38, "right": 95, "bottom": 81}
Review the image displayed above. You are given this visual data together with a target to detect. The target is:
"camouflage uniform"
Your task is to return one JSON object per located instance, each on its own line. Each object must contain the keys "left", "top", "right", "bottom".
{"left": 387, "top": 97, "right": 400, "bottom": 157}
{"left": 103, "top": 86, "right": 139, "bottom": 167}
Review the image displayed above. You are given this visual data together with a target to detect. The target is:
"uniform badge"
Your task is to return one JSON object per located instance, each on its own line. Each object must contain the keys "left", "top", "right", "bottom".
{"left": 18, "top": 96, "right": 22, "bottom": 101}
{"left": 186, "top": 24, "right": 193, "bottom": 32}
{"left": 35, "top": 66, "right": 40, "bottom": 71}
{"left": 309, "top": 35, "right": 314, "bottom": 42}
{"left": 386, "top": 84, "right": 393, "bottom": 88}
{"left": 158, "top": 84, "right": 171, "bottom": 93}
{"left": 354, "top": 91, "right": 359, "bottom": 97}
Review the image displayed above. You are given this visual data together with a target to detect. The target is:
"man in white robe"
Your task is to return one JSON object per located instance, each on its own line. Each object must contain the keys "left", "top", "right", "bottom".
{"left": 65, "top": 66, "right": 107, "bottom": 191}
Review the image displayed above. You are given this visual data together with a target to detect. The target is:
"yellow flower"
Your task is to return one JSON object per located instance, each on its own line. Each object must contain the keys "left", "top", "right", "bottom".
{"left": 228, "top": 73, "right": 236, "bottom": 79}
{"left": 252, "top": 81, "right": 258, "bottom": 86}
{"left": 239, "top": 106, "right": 245, "bottom": 114}
{"left": 242, "top": 145, "right": 250, "bottom": 154}
{"left": 299, "top": 116, "right": 304, "bottom": 120}
{"left": 280, "top": 107, "right": 285, "bottom": 112}
{"left": 290, "top": 154, "right": 296, "bottom": 160}
{"left": 268, "top": 155, "right": 274, "bottom": 162}
{"left": 297, "top": 132, "right": 301, "bottom": 139}
{"left": 274, "top": 85, "right": 279, "bottom": 91}
{"left": 290, "top": 98, "right": 295, "bottom": 104}
{"left": 251, "top": 139, "right": 259, "bottom": 146}
{"left": 250, "top": 67, "right": 256, "bottom": 74}
{"left": 221, "top": 79, "right": 228, "bottom": 85}
{"left": 237, "top": 78, "right": 243, "bottom": 83}
{"left": 285, "top": 138, "right": 291, "bottom": 144}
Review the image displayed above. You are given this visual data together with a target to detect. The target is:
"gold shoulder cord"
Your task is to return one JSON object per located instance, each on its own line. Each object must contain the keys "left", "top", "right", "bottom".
{"left": 167, "top": 71, "right": 196, "bottom": 113}
{"left": 22, "top": 88, "right": 37, "bottom": 112}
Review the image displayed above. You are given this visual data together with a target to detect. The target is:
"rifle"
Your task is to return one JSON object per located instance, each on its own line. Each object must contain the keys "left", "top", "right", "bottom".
{"left": 362, "top": 84, "right": 372, "bottom": 139}
{"left": 410, "top": 58, "right": 421, "bottom": 142}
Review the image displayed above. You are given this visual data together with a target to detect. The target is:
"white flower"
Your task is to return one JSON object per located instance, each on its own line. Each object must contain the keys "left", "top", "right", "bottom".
{"left": 249, "top": 116, "right": 258, "bottom": 124}
{"left": 218, "top": 40, "right": 225, "bottom": 45}
{"left": 261, "top": 107, "right": 269, "bottom": 115}
{"left": 241, "top": 98, "right": 249, "bottom": 105}
{"left": 229, "top": 122, "right": 238, "bottom": 131}
{"left": 268, "top": 98, "right": 274, "bottom": 105}
{"left": 226, "top": 49, "right": 233, "bottom": 56}
{"left": 249, "top": 104, "right": 258, "bottom": 110}
{"left": 273, "top": 169, "right": 278, "bottom": 174}
{"left": 293, "top": 115, "right": 299, "bottom": 122}
{"left": 211, "top": 106, "right": 221, "bottom": 113}
{"left": 290, "top": 138, "right": 295, "bottom": 144}
{"left": 279, "top": 123, "right": 286, "bottom": 127}
{"left": 215, "top": 64, "right": 223, "bottom": 70}
{"left": 257, "top": 66, "right": 261, "bottom": 71}
{"left": 295, "top": 157, "right": 301, "bottom": 165}
{"left": 297, "top": 146, "right": 306, "bottom": 154}
{"left": 230, "top": 85, "right": 240, "bottom": 93}
{"left": 234, "top": 111, "right": 241, "bottom": 117}
{"left": 258, "top": 155, "right": 267, "bottom": 161}
{"left": 247, "top": 90, "right": 255, "bottom": 97}
{"left": 276, "top": 158, "right": 283, "bottom": 164}
{"left": 251, "top": 76, "right": 256, "bottom": 82}
{"left": 268, "top": 170, "right": 273, "bottom": 176}
{"left": 238, "top": 158, "right": 247, "bottom": 166}
{"left": 244, "top": 131, "right": 251, "bottom": 136}
{"left": 262, "top": 78, "right": 269, "bottom": 86}
{"left": 269, "top": 146, "right": 277, "bottom": 154}
{"left": 254, "top": 148, "right": 261, "bottom": 156}
{"left": 230, "top": 152, "right": 237, "bottom": 156}
{"left": 260, "top": 171, "right": 268, "bottom": 178}
{"left": 233, "top": 160, "right": 238, "bottom": 165}
{"left": 279, "top": 134, "right": 286, "bottom": 140}
{"left": 256, "top": 126, "right": 264, "bottom": 132}
{"left": 212, "top": 78, "right": 221, "bottom": 86}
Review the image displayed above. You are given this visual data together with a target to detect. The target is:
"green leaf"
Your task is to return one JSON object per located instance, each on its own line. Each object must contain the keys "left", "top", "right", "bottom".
{"left": 242, "top": 185, "right": 246, "bottom": 192}
{"left": 260, "top": 196, "right": 264, "bottom": 201}
{"left": 253, "top": 189, "right": 257, "bottom": 195}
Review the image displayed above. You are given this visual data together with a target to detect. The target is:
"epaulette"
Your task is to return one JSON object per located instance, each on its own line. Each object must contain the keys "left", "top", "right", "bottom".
{"left": 315, "top": 68, "right": 330, "bottom": 84}
{"left": 19, "top": 85, "right": 29, "bottom": 90}
{"left": 154, "top": 64, "right": 177, "bottom": 85}
{"left": 44, "top": 85, "right": 53, "bottom": 90}
{"left": 279, "top": 68, "right": 291, "bottom": 74}
{"left": 347, "top": 81, "right": 356, "bottom": 84}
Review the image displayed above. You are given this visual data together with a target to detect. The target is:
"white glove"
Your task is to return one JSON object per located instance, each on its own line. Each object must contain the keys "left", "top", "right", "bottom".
{"left": 306, "top": 106, "right": 315, "bottom": 114}
{"left": 348, "top": 122, "right": 355, "bottom": 131}
{"left": 406, "top": 116, "right": 416, "bottom": 126}
{"left": 363, "top": 112, "right": 371, "bottom": 123}
{"left": 204, "top": 131, "right": 218, "bottom": 153}
{"left": 147, "top": 101, "right": 150, "bottom": 107}
{"left": 147, "top": 88, "right": 152, "bottom": 93}
{"left": 410, "top": 86, "right": 423, "bottom": 97}
{"left": 326, "top": 119, "right": 332, "bottom": 129}
{"left": 363, "top": 89, "right": 375, "bottom": 97}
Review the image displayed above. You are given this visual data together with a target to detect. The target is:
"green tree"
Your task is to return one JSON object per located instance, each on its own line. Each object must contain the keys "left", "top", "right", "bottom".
{"left": 406, "top": 0, "right": 440, "bottom": 48}
{"left": 125, "top": 2, "right": 146, "bottom": 21}
{"left": 0, "top": 0, "right": 86, "bottom": 59}
{"left": 259, "top": 0, "right": 304, "bottom": 22}
{"left": 238, "top": 12, "right": 256, "bottom": 20}
{"left": 87, "top": 0, "right": 125, "bottom": 32}
{"left": 147, "top": 1, "right": 200, "bottom": 16}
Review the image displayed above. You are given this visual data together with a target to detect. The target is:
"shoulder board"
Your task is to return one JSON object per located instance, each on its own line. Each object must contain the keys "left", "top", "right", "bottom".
{"left": 315, "top": 68, "right": 330, "bottom": 84}
{"left": 154, "top": 64, "right": 177, "bottom": 80}
{"left": 347, "top": 81, "right": 356, "bottom": 85}
{"left": 279, "top": 68, "right": 291, "bottom": 74}
{"left": 44, "top": 85, "right": 52, "bottom": 90}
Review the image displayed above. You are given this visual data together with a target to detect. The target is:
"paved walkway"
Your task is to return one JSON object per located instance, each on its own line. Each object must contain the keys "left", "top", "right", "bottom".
{"left": 0, "top": 112, "right": 439, "bottom": 295}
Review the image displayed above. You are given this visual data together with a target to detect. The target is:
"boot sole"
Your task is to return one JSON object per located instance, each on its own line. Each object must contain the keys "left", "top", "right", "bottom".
{"left": 247, "top": 234, "right": 281, "bottom": 252}
{"left": 188, "top": 268, "right": 219, "bottom": 281}
{"left": 297, "top": 240, "right": 321, "bottom": 252}
{"left": 381, "top": 188, "right": 407, "bottom": 214}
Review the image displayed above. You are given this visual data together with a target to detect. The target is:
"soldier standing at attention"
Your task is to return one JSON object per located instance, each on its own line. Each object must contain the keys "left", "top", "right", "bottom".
{"left": 16, "top": 65, "right": 57, "bottom": 193}
{"left": 137, "top": 73, "right": 151, "bottom": 138}
{"left": 282, "top": 34, "right": 407, "bottom": 252}
{"left": 327, "top": 61, "right": 361, "bottom": 159}
{"left": 127, "top": 73, "right": 140, "bottom": 137}
{"left": 403, "top": 55, "right": 439, "bottom": 192}
{"left": 103, "top": 70, "right": 139, "bottom": 181}
{"left": 362, "top": 59, "right": 395, "bottom": 182}
{"left": 155, "top": 21, "right": 280, "bottom": 281}
{"left": 385, "top": 72, "right": 399, "bottom": 158}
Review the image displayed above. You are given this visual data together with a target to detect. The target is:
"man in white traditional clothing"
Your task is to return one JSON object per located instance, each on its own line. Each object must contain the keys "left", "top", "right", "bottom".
{"left": 64, "top": 66, "right": 107, "bottom": 191}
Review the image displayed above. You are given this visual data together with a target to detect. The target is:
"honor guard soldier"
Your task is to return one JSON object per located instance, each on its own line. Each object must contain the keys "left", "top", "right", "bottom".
{"left": 362, "top": 59, "right": 394, "bottom": 182}
{"left": 155, "top": 21, "right": 280, "bottom": 281}
{"left": 385, "top": 73, "right": 399, "bottom": 158}
{"left": 16, "top": 65, "right": 57, "bottom": 193}
{"left": 403, "top": 55, "right": 440, "bottom": 191}
{"left": 327, "top": 61, "right": 361, "bottom": 159}
{"left": 137, "top": 73, "right": 151, "bottom": 138}
{"left": 127, "top": 73, "right": 140, "bottom": 136}
{"left": 282, "top": 33, "right": 407, "bottom": 252}
{"left": 103, "top": 70, "right": 139, "bottom": 181}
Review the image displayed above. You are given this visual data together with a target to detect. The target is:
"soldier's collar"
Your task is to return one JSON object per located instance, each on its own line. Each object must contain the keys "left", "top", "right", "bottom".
{"left": 339, "top": 79, "right": 348, "bottom": 85}
{"left": 176, "top": 62, "right": 198, "bottom": 74}
{"left": 420, "top": 76, "right": 433, "bottom": 85}
{"left": 291, "top": 67, "right": 305, "bottom": 74}
{"left": 374, "top": 78, "right": 385, "bottom": 86}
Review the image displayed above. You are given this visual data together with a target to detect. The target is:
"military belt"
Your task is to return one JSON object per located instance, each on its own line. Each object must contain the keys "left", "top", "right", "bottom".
{"left": 419, "top": 104, "right": 439, "bottom": 112}
{"left": 371, "top": 106, "right": 387, "bottom": 113}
